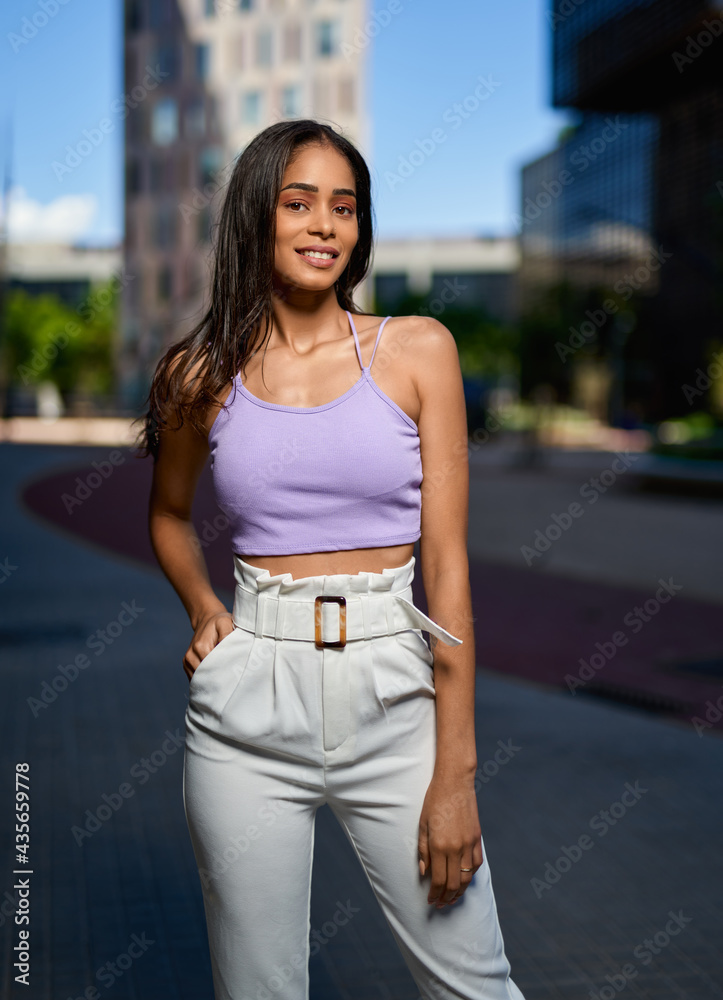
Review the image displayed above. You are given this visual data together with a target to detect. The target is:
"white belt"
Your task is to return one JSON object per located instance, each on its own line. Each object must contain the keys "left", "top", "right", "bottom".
{"left": 232, "top": 586, "right": 463, "bottom": 648}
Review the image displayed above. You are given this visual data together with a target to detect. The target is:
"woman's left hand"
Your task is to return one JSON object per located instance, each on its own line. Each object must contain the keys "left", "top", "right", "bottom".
{"left": 418, "top": 773, "right": 483, "bottom": 909}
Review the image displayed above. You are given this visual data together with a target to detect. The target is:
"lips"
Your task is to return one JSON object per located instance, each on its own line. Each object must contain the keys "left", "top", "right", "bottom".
{"left": 295, "top": 247, "right": 339, "bottom": 258}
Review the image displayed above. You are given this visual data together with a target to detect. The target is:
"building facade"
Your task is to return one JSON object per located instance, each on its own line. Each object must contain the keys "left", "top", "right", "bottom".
{"left": 373, "top": 236, "right": 520, "bottom": 326}
{"left": 520, "top": 0, "right": 723, "bottom": 422}
{"left": 122, "top": 0, "right": 369, "bottom": 410}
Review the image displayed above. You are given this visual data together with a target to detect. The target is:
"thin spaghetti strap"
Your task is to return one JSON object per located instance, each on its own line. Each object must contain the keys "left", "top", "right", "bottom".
{"left": 368, "top": 316, "right": 392, "bottom": 371}
{"left": 346, "top": 310, "right": 365, "bottom": 372}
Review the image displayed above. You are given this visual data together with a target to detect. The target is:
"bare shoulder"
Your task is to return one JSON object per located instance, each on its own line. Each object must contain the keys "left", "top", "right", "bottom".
{"left": 387, "top": 315, "right": 460, "bottom": 377}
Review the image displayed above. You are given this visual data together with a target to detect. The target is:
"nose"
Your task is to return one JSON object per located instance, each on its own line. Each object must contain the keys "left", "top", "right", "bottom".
{"left": 307, "top": 206, "right": 336, "bottom": 238}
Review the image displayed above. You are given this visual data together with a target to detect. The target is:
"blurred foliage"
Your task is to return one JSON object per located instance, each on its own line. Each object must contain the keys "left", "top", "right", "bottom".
{"left": 373, "top": 291, "right": 518, "bottom": 379}
{"left": 517, "top": 278, "right": 644, "bottom": 401}
{"left": 651, "top": 410, "right": 723, "bottom": 460}
{"left": 3, "top": 281, "right": 117, "bottom": 396}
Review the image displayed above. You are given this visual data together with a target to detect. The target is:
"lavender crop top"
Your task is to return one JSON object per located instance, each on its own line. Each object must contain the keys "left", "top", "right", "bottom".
{"left": 208, "top": 311, "right": 423, "bottom": 555}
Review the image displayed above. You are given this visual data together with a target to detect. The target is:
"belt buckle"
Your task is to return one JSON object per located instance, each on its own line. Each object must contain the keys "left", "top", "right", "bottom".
{"left": 314, "top": 596, "right": 347, "bottom": 649}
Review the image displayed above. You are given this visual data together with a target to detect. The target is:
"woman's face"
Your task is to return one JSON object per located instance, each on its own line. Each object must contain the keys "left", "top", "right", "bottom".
{"left": 273, "top": 142, "right": 359, "bottom": 295}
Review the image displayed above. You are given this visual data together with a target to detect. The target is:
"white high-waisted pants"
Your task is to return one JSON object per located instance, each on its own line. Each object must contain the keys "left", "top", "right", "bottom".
{"left": 183, "top": 554, "right": 525, "bottom": 1000}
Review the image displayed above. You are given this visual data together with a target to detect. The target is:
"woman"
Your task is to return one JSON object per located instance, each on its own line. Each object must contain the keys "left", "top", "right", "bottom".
{"left": 141, "top": 120, "right": 524, "bottom": 1000}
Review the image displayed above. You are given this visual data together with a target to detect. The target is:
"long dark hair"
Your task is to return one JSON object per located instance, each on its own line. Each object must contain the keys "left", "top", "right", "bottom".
{"left": 135, "top": 119, "right": 375, "bottom": 458}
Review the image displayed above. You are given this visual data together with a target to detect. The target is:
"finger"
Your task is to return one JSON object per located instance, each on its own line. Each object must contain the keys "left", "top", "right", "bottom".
{"left": 427, "top": 848, "right": 450, "bottom": 907}
{"left": 450, "top": 858, "right": 475, "bottom": 902}
{"left": 472, "top": 838, "right": 484, "bottom": 869}
{"left": 418, "top": 824, "right": 430, "bottom": 877}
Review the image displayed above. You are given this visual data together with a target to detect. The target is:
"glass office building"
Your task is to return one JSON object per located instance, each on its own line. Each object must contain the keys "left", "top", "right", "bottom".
{"left": 521, "top": 0, "right": 723, "bottom": 420}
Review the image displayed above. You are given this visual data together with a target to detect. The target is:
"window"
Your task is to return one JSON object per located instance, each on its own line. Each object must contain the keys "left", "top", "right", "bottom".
{"left": 315, "top": 20, "right": 337, "bottom": 57}
{"left": 281, "top": 85, "right": 302, "bottom": 118}
{"left": 126, "top": 102, "right": 145, "bottom": 143}
{"left": 149, "top": 157, "right": 164, "bottom": 193}
{"left": 151, "top": 98, "right": 178, "bottom": 145}
{"left": 195, "top": 43, "right": 210, "bottom": 80}
{"left": 148, "top": 0, "right": 171, "bottom": 28}
{"left": 204, "top": 0, "right": 216, "bottom": 15}
{"left": 239, "top": 0, "right": 253, "bottom": 10}
{"left": 256, "top": 29, "right": 272, "bottom": 67}
{"left": 125, "top": 0, "right": 143, "bottom": 32}
{"left": 152, "top": 42, "right": 179, "bottom": 82}
{"left": 126, "top": 159, "right": 142, "bottom": 196}
{"left": 200, "top": 147, "right": 225, "bottom": 187}
{"left": 154, "top": 205, "right": 177, "bottom": 249}
{"left": 241, "top": 91, "right": 262, "bottom": 125}
{"left": 283, "top": 24, "right": 301, "bottom": 61}
{"left": 185, "top": 98, "right": 206, "bottom": 138}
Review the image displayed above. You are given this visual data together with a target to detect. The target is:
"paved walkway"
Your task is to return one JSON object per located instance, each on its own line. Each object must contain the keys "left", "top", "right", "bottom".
{"left": 1, "top": 443, "right": 722, "bottom": 1000}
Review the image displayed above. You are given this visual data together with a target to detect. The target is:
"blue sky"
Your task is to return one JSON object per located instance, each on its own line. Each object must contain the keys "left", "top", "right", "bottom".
{"left": 0, "top": 0, "right": 569, "bottom": 245}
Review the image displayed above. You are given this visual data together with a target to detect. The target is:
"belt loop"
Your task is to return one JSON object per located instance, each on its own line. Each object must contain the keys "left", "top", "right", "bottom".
{"left": 254, "top": 593, "right": 266, "bottom": 639}
{"left": 360, "top": 594, "right": 371, "bottom": 640}
{"left": 383, "top": 593, "right": 395, "bottom": 635}
{"left": 274, "top": 598, "right": 286, "bottom": 641}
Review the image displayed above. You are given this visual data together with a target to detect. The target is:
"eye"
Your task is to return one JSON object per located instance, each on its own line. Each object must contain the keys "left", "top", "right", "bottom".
{"left": 335, "top": 205, "right": 354, "bottom": 217}
{"left": 286, "top": 201, "right": 306, "bottom": 211}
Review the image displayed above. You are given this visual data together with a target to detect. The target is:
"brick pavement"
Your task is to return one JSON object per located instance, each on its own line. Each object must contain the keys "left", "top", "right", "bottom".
{"left": 1, "top": 443, "right": 722, "bottom": 1000}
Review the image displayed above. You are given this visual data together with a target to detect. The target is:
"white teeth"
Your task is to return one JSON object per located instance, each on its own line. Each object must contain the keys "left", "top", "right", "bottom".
{"left": 299, "top": 250, "right": 335, "bottom": 259}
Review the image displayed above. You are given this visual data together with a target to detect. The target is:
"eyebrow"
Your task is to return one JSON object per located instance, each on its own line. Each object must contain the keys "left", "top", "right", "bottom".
{"left": 280, "top": 182, "right": 357, "bottom": 198}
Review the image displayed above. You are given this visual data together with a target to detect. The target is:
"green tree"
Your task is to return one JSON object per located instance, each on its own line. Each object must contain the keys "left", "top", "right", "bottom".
{"left": 373, "top": 291, "right": 518, "bottom": 380}
{"left": 3, "top": 280, "right": 117, "bottom": 397}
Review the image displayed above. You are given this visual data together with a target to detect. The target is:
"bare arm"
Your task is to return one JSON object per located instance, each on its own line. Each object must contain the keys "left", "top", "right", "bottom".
{"left": 416, "top": 321, "right": 477, "bottom": 780}
{"left": 412, "top": 316, "right": 481, "bottom": 909}
{"left": 148, "top": 391, "right": 233, "bottom": 680}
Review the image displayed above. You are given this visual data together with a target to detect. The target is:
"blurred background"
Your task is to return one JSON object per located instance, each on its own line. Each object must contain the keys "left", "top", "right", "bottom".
{"left": 1, "top": 2, "right": 722, "bottom": 999}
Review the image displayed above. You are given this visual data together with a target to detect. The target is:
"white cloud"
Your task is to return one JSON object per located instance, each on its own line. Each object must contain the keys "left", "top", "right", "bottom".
{"left": 5, "top": 186, "right": 98, "bottom": 243}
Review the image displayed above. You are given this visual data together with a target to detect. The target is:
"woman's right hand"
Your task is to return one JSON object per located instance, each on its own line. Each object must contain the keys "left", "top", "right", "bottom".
{"left": 183, "top": 611, "right": 235, "bottom": 682}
